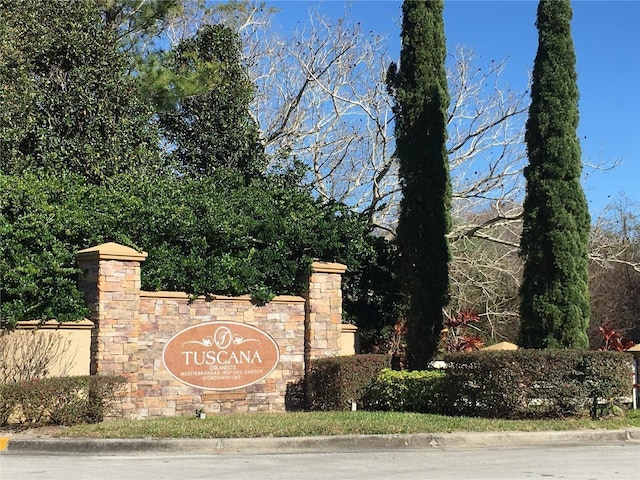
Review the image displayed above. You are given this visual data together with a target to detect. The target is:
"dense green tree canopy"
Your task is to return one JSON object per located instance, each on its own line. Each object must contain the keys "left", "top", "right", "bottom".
{"left": 0, "top": 0, "right": 161, "bottom": 183}
{"left": 142, "top": 24, "right": 265, "bottom": 178}
{"left": 519, "top": 0, "right": 591, "bottom": 349}
{"left": 387, "top": 0, "right": 452, "bottom": 368}
{"left": 0, "top": 170, "right": 372, "bottom": 328}
{"left": 0, "top": 1, "right": 373, "bottom": 329}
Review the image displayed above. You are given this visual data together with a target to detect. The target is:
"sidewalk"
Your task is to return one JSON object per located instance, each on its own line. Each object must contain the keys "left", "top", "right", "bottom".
{"left": 3, "top": 429, "right": 640, "bottom": 456}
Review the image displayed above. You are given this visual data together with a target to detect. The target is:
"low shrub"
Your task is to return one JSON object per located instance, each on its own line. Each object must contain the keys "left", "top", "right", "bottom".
{"left": 576, "top": 352, "right": 636, "bottom": 418}
{"left": 284, "top": 378, "right": 305, "bottom": 411}
{"left": 307, "top": 354, "right": 390, "bottom": 411}
{"left": 442, "top": 350, "right": 633, "bottom": 419}
{"left": 362, "top": 368, "right": 445, "bottom": 413}
{"left": 0, "top": 375, "right": 126, "bottom": 427}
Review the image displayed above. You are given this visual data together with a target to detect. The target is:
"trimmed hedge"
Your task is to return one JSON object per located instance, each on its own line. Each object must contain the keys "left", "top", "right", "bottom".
{"left": 442, "top": 350, "right": 633, "bottom": 418}
{"left": 0, "top": 375, "right": 126, "bottom": 427}
{"left": 362, "top": 368, "right": 445, "bottom": 413}
{"left": 307, "top": 354, "right": 390, "bottom": 411}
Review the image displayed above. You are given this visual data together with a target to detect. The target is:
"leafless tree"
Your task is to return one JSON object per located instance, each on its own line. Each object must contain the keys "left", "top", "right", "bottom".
{"left": 160, "top": 3, "right": 529, "bottom": 236}
{"left": 155, "top": 2, "right": 530, "bottom": 335}
{"left": 244, "top": 6, "right": 531, "bottom": 339}
{"left": 250, "top": 9, "right": 531, "bottom": 237}
{"left": 152, "top": 2, "right": 638, "bottom": 344}
{"left": 449, "top": 205, "right": 524, "bottom": 343}
{"left": 588, "top": 196, "right": 640, "bottom": 343}
{"left": 0, "top": 329, "right": 74, "bottom": 384}
{"left": 251, "top": 9, "right": 398, "bottom": 233}
{"left": 589, "top": 196, "right": 640, "bottom": 272}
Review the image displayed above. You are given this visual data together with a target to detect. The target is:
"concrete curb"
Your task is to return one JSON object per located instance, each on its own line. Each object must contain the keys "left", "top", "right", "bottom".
{"left": 3, "top": 429, "right": 640, "bottom": 456}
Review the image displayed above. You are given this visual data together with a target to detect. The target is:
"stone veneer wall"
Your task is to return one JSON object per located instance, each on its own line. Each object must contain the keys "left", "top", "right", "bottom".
{"left": 76, "top": 243, "right": 347, "bottom": 418}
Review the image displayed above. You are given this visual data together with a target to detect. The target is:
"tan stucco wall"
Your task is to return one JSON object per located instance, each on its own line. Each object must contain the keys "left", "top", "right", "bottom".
{"left": 4, "top": 320, "right": 92, "bottom": 379}
{"left": 340, "top": 324, "right": 358, "bottom": 356}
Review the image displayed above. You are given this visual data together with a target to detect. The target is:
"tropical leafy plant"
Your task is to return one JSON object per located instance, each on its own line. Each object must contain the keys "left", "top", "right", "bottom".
{"left": 597, "top": 325, "right": 635, "bottom": 352}
{"left": 440, "top": 310, "right": 484, "bottom": 352}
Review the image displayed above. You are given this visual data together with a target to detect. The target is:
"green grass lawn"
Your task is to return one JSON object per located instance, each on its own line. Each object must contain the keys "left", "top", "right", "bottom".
{"left": 61, "top": 410, "right": 640, "bottom": 439}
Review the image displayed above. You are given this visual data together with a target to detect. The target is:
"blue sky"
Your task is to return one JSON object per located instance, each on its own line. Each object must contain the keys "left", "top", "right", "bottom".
{"left": 268, "top": 0, "right": 640, "bottom": 217}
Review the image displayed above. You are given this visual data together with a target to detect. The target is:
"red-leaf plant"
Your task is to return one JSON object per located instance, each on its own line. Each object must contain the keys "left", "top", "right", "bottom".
{"left": 389, "top": 319, "right": 408, "bottom": 370}
{"left": 597, "top": 325, "right": 636, "bottom": 352}
{"left": 441, "top": 309, "right": 484, "bottom": 352}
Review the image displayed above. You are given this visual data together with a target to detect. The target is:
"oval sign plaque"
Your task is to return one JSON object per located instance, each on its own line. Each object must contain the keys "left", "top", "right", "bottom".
{"left": 162, "top": 321, "right": 280, "bottom": 391}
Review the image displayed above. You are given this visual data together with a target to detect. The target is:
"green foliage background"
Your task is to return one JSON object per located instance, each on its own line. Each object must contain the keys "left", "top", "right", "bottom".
{"left": 0, "top": 1, "right": 374, "bottom": 329}
{"left": 144, "top": 24, "right": 266, "bottom": 178}
{"left": 0, "top": 0, "right": 162, "bottom": 184}
{"left": 0, "top": 171, "right": 372, "bottom": 327}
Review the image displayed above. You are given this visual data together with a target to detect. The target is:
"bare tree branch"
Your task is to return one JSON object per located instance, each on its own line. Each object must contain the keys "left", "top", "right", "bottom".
{"left": 149, "top": 3, "right": 639, "bottom": 340}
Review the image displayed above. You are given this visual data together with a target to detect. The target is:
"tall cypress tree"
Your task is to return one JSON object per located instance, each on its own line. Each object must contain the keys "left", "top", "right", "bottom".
{"left": 387, "top": 0, "right": 451, "bottom": 369}
{"left": 519, "top": 0, "right": 590, "bottom": 349}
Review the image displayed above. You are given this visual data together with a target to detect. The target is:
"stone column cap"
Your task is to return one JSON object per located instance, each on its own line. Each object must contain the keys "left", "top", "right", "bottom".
{"left": 77, "top": 242, "right": 148, "bottom": 262}
{"left": 311, "top": 260, "right": 347, "bottom": 274}
{"left": 341, "top": 323, "right": 358, "bottom": 333}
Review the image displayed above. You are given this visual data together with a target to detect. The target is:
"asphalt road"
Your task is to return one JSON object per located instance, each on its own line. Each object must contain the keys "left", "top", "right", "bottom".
{"left": 2, "top": 444, "right": 639, "bottom": 480}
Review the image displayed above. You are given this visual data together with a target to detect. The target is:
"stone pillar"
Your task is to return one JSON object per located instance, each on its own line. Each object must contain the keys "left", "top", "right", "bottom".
{"left": 302, "top": 260, "right": 347, "bottom": 410}
{"left": 627, "top": 345, "right": 640, "bottom": 410}
{"left": 305, "top": 261, "right": 348, "bottom": 360}
{"left": 77, "top": 243, "right": 147, "bottom": 416}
